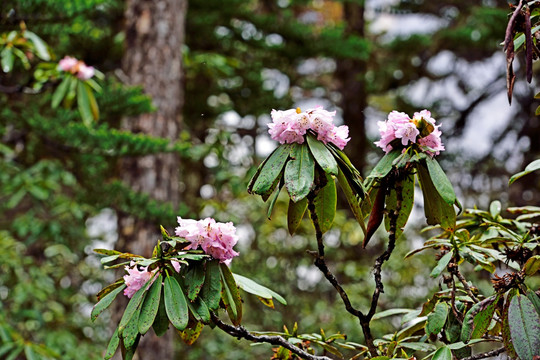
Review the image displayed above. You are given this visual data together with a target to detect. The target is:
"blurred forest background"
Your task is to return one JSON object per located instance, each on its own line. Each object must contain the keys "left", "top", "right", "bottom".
{"left": 1, "top": 0, "right": 539, "bottom": 359}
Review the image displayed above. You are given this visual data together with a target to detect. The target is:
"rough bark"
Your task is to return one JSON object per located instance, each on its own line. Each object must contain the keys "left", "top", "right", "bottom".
{"left": 336, "top": 2, "right": 367, "bottom": 171}
{"left": 115, "top": 0, "right": 187, "bottom": 358}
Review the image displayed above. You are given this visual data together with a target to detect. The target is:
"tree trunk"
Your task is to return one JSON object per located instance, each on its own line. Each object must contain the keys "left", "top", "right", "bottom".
{"left": 115, "top": 0, "right": 187, "bottom": 358}
{"left": 336, "top": 2, "right": 367, "bottom": 171}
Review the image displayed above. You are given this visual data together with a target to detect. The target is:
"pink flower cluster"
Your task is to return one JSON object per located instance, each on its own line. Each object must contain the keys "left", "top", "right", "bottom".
{"left": 58, "top": 56, "right": 95, "bottom": 80}
{"left": 175, "top": 217, "right": 239, "bottom": 264}
{"left": 374, "top": 110, "right": 445, "bottom": 156}
{"left": 268, "top": 107, "right": 350, "bottom": 150}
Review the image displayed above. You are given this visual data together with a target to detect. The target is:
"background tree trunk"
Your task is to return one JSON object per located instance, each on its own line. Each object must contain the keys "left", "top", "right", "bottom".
{"left": 115, "top": 0, "right": 187, "bottom": 358}
{"left": 336, "top": 2, "right": 367, "bottom": 171}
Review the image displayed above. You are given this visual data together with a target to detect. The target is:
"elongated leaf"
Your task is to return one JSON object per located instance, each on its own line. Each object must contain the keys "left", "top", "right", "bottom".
{"left": 284, "top": 143, "right": 315, "bottom": 202}
{"left": 220, "top": 263, "right": 243, "bottom": 325}
{"left": 426, "top": 302, "right": 448, "bottom": 335}
{"left": 122, "top": 311, "right": 140, "bottom": 349}
{"left": 1, "top": 48, "right": 14, "bottom": 73}
{"left": 287, "top": 197, "right": 308, "bottom": 235}
{"left": 52, "top": 78, "right": 73, "bottom": 109}
{"left": 201, "top": 260, "right": 222, "bottom": 311}
{"left": 164, "top": 274, "right": 189, "bottom": 331}
{"left": 364, "top": 184, "right": 386, "bottom": 247}
{"left": 445, "top": 302, "right": 464, "bottom": 343}
{"left": 77, "top": 80, "right": 94, "bottom": 126}
{"left": 267, "top": 179, "right": 283, "bottom": 219}
{"left": 508, "top": 294, "right": 540, "bottom": 360}
{"left": 118, "top": 280, "right": 151, "bottom": 333}
{"left": 189, "top": 297, "right": 211, "bottom": 324}
{"left": 179, "top": 322, "right": 204, "bottom": 345}
{"left": 233, "top": 273, "right": 287, "bottom": 305}
{"left": 432, "top": 346, "right": 452, "bottom": 360}
{"left": 84, "top": 82, "right": 99, "bottom": 120}
{"left": 430, "top": 252, "right": 452, "bottom": 278}
{"left": 248, "top": 144, "right": 292, "bottom": 199}
{"left": 509, "top": 159, "right": 540, "bottom": 185}
{"left": 310, "top": 173, "right": 336, "bottom": 234}
{"left": 367, "top": 150, "right": 401, "bottom": 180}
{"left": 152, "top": 295, "right": 169, "bottom": 337}
{"left": 336, "top": 167, "right": 367, "bottom": 236}
{"left": 138, "top": 274, "right": 162, "bottom": 334}
{"left": 185, "top": 262, "right": 206, "bottom": 301}
{"left": 523, "top": 255, "right": 540, "bottom": 276}
{"left": 502, "top": 290, "right": 518, "bottom": 359}
{"left": 384, "top": 173, "right": 414, "bottom": 239}
{"left": 417, "top": 163, "right": 456, "bottom": 230}
{"left": 24, "top": 31, "right": 51, "bottom": 60}
{"left": 461, "top": 295, "right": 498, "bottom": 343}
{"left": 526, "top": 289, "right": 540, "bottom": 315}
{"left": 91, "top": 284, "right": 126, "bottom": 322}
{"left": 306, "top": 134, "right": 338, "bottom": 175}
{"left": 371, "top": 308, "right": 413, "bottom": 320}
{"left": 104, "top": 327, "right": 120, "bottom": 359}
{"left": 425, "top": 156, "right": 457, "bottom": 206}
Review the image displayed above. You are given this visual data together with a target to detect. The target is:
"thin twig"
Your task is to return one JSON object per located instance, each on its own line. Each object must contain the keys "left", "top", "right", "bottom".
{"left": 210, "top": 313, "right": 332, "bottom": 360}
{"left": 450, "top": 274, "right": 463, "bottom": 324}
{"left": 461, "top": 347, "right": 506, "bottom": 360}
{"left": 454, "top": 267, "right": 480, "bottom": 303}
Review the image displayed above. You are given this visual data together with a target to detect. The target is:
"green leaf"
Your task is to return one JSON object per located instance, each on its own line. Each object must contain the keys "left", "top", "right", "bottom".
{"left": 284, "top": 143, "right": 315, "bottom": 202}
{"left": 23, "top": 345, "right": 38, "bottom": 360}
{"left": 445, "top": 302, "right": 464, "bottom": 343}
{"left": 24, "top": 31, "right": 50, "bottom": 60}
{"left": 179, "top": 322, "right": 204, "bottom": 345}
{"left": 164, "top": 274, "right": 189, "bottom": 331}
{"left": 461, "top": 296, "right": 498, "bottom": 343}
{"left": 489, "top": 200, "right": 502, "bottom": 218}
{"left": 287, "top": 197, "right": 308, "bottom": 235}
{"left": 523, "top": 255, "right": 540, "bottom": 276}
{"left": 417, "top": 163, "right": 456, "bottom": 230}
{"left": 425, "top": 157, "right": 457, "bottom": 206}
{"left": 201, "top": 260, "right": 222, "bottom": 311}
{"left": 509, "top": 159, "right": 540, "bottom": 185}
{"left": 426, "top": 302, "right": 448, "bottom": 335}
{"left": 184, "top": 262, "right": 206, "bottom": 301}
{"left": 306, "top": 133, "right": 338, "bottom": 175}
{"left": 189, "top": 297, "right": 211, "bottom": 324}
{"left": 138, "top": 273, "right": 162, "bottom": 334}
{"left": 384, "top": 173, "right": 414, "bottom": 239}
{"left": 104, "top": 327, "right": 120, "bottom": 359}
{"left": 310, "top": 173, "right": 336, "bottom": 234}
{"left": 502, "top": 290, "right": 519, "bottom": 359}
{"left": 91, "top": 284, "right": 126, "bottom": 322}
{"left": 152, "top": 295, "right": 169, "bottom": 337}
{"left": 77, "top": 80, "right": 95, "bottom": 126}
{"left": 220, "top": 263, "right": 243, "bottom": 325}
{"left": 526, "top": 289, "right": 540, "bottom": 315}
{"left": 430, "top": 252, "right": 452, "bottom": 278}
{"left": 508, "top": 294, "right": 540, "bottom": 360}
{"left": 52, "top": 77, "right": 73, "bottom": 109}
{"left": 432, "top": 346, "right": 452, "bottom": 360}
{"left": 266, "top": 179, "right": 283, "bottom": 219}
{"left": 371, "top": 308, "right": 413, "bottom": 320}
{"left": 233, "top": 273, "right": 287, "bottom": 305}
{"left": 122, "top": 311, "right": 140, "bottom": 349}
{"left": 118, "top": 279, "right": 150, "bottom": 334}
{"left": 1, "top": 48, "right": 14, "bottom": 73}
{"left": 248, "top": 144, "right": 292, "bottom": 200}
{"left": 336, "top": 167, "right": 367, "bottom": 236}
{"left": 84, "top": 82, "right": 100, "bottom": 120}
{"left": 367, "top": 149, "right": 401, "bottom": 180}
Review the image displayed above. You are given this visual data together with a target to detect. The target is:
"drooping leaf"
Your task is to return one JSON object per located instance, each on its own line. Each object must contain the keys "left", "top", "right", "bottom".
{"left": 384, "top": 173, "right": 414, "bottom": 240}
{"left": 310, "top": 173, "right": 337, "bottom": 234}
{"left": 164, "top": 274, "right": 189, "bottom": 331}
{"left": 430, "top": 252, "right": 453, "bottom": 278}
{"left": 1, "top": 47, "right": 14, "bottom": 73}
{"left": 364, "top": 183, "right": 386, "bottom": 248}
{"left": 233, "top": 273, "right": 287, "bottom": 305}
{"left": 138, "top": 273, "right": 162, "bottom": 335}
{"left": 118, "top": 279, "right": 150, "bottom": 334}
{"left": 425, "top": 156, "right": 457, "bottom": 206}
{"left": 91, "top": 284, "right": 126, "bottom": 322}
{"left": 526, "top": 289, "right": 540, "bottom": 315}
{"left": 371, "top": 308, "right": 413, "bottom": 321}
{"left": 83, "top": 82, "right": 99, "bottom": 121}
{"left": 508, "top": 294, "right": 540, "bottom": 360}
{"left": 51, "top": 76, "right": 72, "bottom": 108}
{"left": 104, "top": 327, "right": 120, "bottom": 360}
{"left": 287, "top": 197, "right": 308, "bottom": 235}
{"left": 445, "top": 302, "right": 464, "bottom": 343}
{"left": 306, "top": 133, "right": 338, "bottom": 176}
{"left": 179, "top": 322, "right": 204, "bottom": 345}
{"left": 336, "top": 167, "right": 367, "bottom": 236}
{"left": 432, "top": 346, "right": 452, "bottom": 360}
{"left": 284, "top": 143, "right": 315, "bottom": 202}
{"left": 367, "top": 150, "right": 401, "bottom": 180}
{"left": 266, "top": 179, "right": 283, "bottom": 219}
{"left": 220, "top": 263, "right": 243, "bottom": 325}
{"left": 152, "top": 295, "right": 169, "bottom": 337}
{"left": 509, "top": 159, "right": 540, "bottom": 185}
{"left": 77, "top": 80, "right": 95, "bottom": 126}
{"left": 248, "top": 144, "right": 292, "bottom": 200}
{"left": 417, "top": 163, "right": 456, "bottom": 230}
{"left": 184, "top": 262, "right": 206, "bottom": 301}
{"left": 426, "top": 302, "right": 448, "bottom": 335}
{"left": 200, "top": 260, "right": 222, "bottom": 311}
{"left": 24, "top": 31, "right": 51, "bottom": 60}
{"left": 502, "top": 290, "right": 518, "bottom": 359}
{"left": 461, "top": 295, "right": 499, "bottom": 343}
{"left": 122, "top": 310, "right": 140, "bottom": 349}
{"left": 190, "top": 297, "right": 211, "bottom": 324}
{"left": 326, "top": 143, "right": 365, "bottom": 199}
